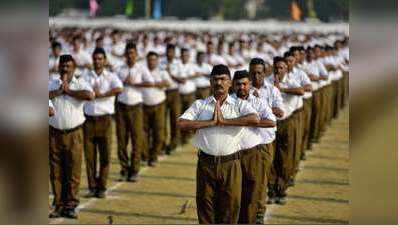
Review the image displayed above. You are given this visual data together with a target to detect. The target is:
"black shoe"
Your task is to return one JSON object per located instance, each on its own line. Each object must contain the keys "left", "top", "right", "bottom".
{"left": 255, "top": 212, "right": 265, "bottom": 224}
{"left": 275, "top": 197, "right": 287, "bottom": 205}
{"left": 165, "top": 146, "right": 172, "bottom": 155}
{"left": 49, "top": 207, "right": 63, "bottom": 218}
{"left": 96, "top": 189, "right": 106, "bottom": 198}
{"left": 127, "top": 172, "right": 139, "bottom": 182}
{"left": 62, "top": 208, "right": 78, "bottom": 219}
{"left": 148, "top": 160, "right": 157, "bottom": 167}
{"left": 287, "top": 178, "right": 295, "bottom": 187}
{"left": 84, "top": 190, "right": 97, "bottom": 198}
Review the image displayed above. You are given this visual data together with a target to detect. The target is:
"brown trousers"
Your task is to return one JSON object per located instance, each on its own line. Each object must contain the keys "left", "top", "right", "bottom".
{"left": 180, "top": 93, "right": 196, "bottom": 144}
{"left": 239, "top": 144, "right": 269, "bottom": 224}
{"left": 143, "top": 102, "right": 166, "bottom": 162}
{"left": 115, "top": 102, "right": 144, "bottom": 175}
{"left": 165, "top": 89, "right": 181, "bottom": 150}
{"left": 292, "top": 108, "right": 303, "bottom": 179}
{"left": 341, "top": 72, "right": 349, "bottom": 107}
{"left": 274, "top": 117, "right": 295, "bottom": 197}
{"left": 309, "top": 89, "right": 322, "bottom": 143}
{"left": 332, "top": 80, "right": 341, "bottom": 119}
{"left": 196, "top": 152, "right": 242, "bottom": 224}
{"left": 302, "top": 98, "right": 313, "bottom": 151}
{"left": 83, "top": 115, "right": 112, "bottom": 191}
{"left": 196, "top": 87, "right": 210, "bottom": 99}
{"left": 49, "top": 126, "right": 83, "bottom": 209}
{"left": 267, "top": 142, "right": 277, "bottom": 188}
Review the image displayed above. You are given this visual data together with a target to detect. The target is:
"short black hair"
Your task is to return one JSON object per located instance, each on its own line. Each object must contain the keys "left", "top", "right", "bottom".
{"left": 181, "top": 48, "right": 189, "bottom": 54}
{"left": 249, "top": 57, "right": 265, "bottom": 67}
{"left": 166, "top": 44, "right": 175, "bottom": 50}
{"left": 196, "top": 51, "right": 205, "bottom": 59}
{"left": 146, "top": 51, "right": 159, "bottom": 59}
{"left": 51, "top": 41, "right": 62, "bottom": 49}
{"left": 210, "top": 64, "right": 230, "bottom": 78}
{"left": 125, "top": 42, "right": 137, "bottom": 53}
{"left": 273, "top": 56, "right": 285, "bottom": 66}
{"left": 233, "top": 70, "right": 250, "bottom": 82}
{"left": 59, "top": 54, "right": 75, "bottom": 64}
{"left": 283, "top": 51, "right": 294, "bottom": 59}
{"left": 92, "top": 47, "right": 107, "bottom": 58}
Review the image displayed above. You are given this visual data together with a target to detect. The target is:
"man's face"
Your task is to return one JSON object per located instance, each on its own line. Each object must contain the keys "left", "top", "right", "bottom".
{"left": 166, "top": 48, "right": 175, "bottom": 60}
{"left": 53, "top": 46, "right": 61, "bottom": 56}
{"left": 300, "top": 50, "right": 306, "bottom": 62}
{"left": 286, "top": 56, "right": 296, "bottom": 71}
{"left": 274, "top": 61, "right": 288, "bottom": 76}
{"left": 314, "top": 47, "right": 322, "bottom": 58}
{"left": 181, "top": 51, "right": 190, "bottom": 63}
{"left": 249, "top": 64, "right": 264, "bottom": 86}
{"left": 233, "top": 77, "right": 250, "bottom": 99}
{"left": 210, "top": 74, "right": 231, "bottom": 97}
{"left": 72, "top": 40, "right": 80, "bottom": 51}
{"left": 292, "top": 50, "right": 301, "bottom": 63}
{"left": 147, "top": 55, "right": 159, "bottom": 70}
{"left": 125, "top": 48, "right": 137, "bottom": 64}
{"left": 93, "top": 53, "right": 106, "bottom": 70}
{"left": 59, "top": 60, "right": 75, "bottom": 76}
{"left": 207, "top": 43, "right": 214, "bottom": 54}
{"left": 197, "top": 54, "right": 205, "bottom": 64}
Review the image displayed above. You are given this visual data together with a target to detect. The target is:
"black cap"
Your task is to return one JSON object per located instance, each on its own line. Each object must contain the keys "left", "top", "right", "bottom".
{"left": 210, "top": 64, "right": 230, "bottom": 78}
{"left": 59, "top": 54, "right": 74, "bottom": 64}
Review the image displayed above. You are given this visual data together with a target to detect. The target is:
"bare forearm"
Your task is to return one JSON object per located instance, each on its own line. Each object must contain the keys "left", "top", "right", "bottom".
{"left": 49, "top": 90, "right": 63, "bottom": 99}
{"left": 280, "top": 87, "right": 304, "bottom": 95}
{"left": 303, "top": 84, "right": 312, "bottom": 92}
{"left": 256, "top": 119, "right": 276, "bottom": 128}
{"left": 177, "top": 119, "right": 215, "bottom": 131}
{"left": 220, "top": 114, "right": 259, "bottom": 126}
{"left": 96, "top": 88, "right": 123, "bottom": 99}
{"left": 67, "top": 90, "right": 94, "bottom": 100}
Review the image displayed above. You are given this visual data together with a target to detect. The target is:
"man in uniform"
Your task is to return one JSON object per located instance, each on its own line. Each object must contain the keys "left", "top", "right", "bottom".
{"left": 142, "top": 51, "right": 171, "bottom": 166}
{"left": 232, "top": 70, "right": 276, "bottom": 224}
{"left": 83, "top": 47, "right": 123, "bottom": 198}
{"left": 177, "top": 64, "right": 259, "bottom": 224}
{"left": 49, "top": 55, "right": 94, "bottom": 218}
{"left": 115, "top": 42, "right": 153, "bottom": 181}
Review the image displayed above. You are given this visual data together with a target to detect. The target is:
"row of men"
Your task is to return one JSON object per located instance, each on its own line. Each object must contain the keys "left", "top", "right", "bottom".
{"left": 177, "top": 48, "right": 348, "bottom": 224}
{"left": 49, "top": 28, "right": 348, "bottom": 74}
{"left": 48, "top": 40, "right": 348, "bottom": 221}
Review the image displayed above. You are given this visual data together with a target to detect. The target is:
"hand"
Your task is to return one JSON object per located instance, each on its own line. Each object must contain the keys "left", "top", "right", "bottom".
{"left": 215, "top": 100, "right": 225, "bottom": 125}
{"left": 62, "top": 82, "right": 69, "bottom": 94}
{"left": 94, "top": 85, "right": 102, "bottom": 98}
{"left": 253, "top": 90, "right": 259, "bottom": 97}
{"left": 212, "top": 101, "right": 219, "bottom": 125}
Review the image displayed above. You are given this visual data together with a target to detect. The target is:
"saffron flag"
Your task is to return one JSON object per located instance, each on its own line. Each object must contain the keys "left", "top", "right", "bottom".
{"left": 89, "top": 0, "right": 99, "bottom": 18}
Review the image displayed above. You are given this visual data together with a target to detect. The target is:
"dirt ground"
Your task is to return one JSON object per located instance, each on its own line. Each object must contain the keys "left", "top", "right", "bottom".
{"left": 49, "top": 107, "right": 349, "bottom": 224}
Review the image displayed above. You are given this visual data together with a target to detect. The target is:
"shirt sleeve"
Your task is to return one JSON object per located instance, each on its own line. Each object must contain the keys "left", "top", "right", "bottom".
{"left": 271, "top": 86, "right": 285, "bottom": 110}
{"left": 239, "top": 99, "right": 257, "bottom": 116}
{"left": 117, "top": 67, "right": 128, "bottom": 82}
{"left": 141, "top": 67, "right": 155, "bottom": 83}
{"left": 300, "top": 70, "right": 312, "bottom": 86}
{"left": 77, "top": 78, "right": 94, "bottom": 92}
{"left": 258, "top": 100, "right": 276, "bottom": 122}
{"left": 110, "top": 73, "right": 124, "bottom": 89}
{"left": 179, "top": 99, "right": 202, "bottom": 120}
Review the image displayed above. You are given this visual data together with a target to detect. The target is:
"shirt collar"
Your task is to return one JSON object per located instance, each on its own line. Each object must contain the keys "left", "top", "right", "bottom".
{"left": 208, "top": 94, "right": 236, "bottom": 105}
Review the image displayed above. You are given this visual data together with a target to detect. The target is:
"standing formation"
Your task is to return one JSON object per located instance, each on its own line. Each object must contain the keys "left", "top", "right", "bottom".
{"left": 49, "top": 28, "right": 349, "bottom": 222}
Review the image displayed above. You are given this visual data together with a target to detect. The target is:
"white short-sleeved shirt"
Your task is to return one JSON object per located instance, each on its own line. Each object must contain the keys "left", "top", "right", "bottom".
{"left": 178, "top": 63, "right": 197, "bottom": 94}
{"left": 193, "top": 63, "right": 211, "bottom": 88}
{"left": 304, "top": 60, "right": 322, "bottom": 91}
{"left": 316, "top": 58, "right": 331, "bottom": 86}
{"left": 268, "top": 74, "right": 303, "bottom": 120}
{"left": 49, "top": 75, "right": 93, "bottom": 130}
{"left": 231, "top": 94, "right": 277, "bottom": 148}
{"left": 179, "top": 95, "right": 258, "bottom": 156}
{"left": 83, "top": 70, "right": 123, "bottom": 116}
{"left": 116, "top": 63, "right": 152, "bottom": 106}
{"left": 159, "top": 57, "right": 180, "bottom": 90}
{"left": 49, "top": 55, "right": 59, "bottom": 72}
{"left": 142, "top": 68, "right": 171, "bottom": 106}
{"left": 252, "top": 80, "right": 285, "bottom": 113}
{"left": 291, "top": 67, "right": 312, "bottom": 99}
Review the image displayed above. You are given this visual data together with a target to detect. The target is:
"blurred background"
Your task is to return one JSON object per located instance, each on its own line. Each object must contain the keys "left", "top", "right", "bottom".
{"left": 49, "top": 0, "right": 348, "bottom": 22}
